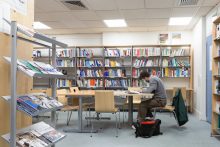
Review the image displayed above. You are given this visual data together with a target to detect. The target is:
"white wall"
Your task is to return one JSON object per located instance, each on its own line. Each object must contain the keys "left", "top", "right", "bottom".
{"left": 103, "top": 31, "right": 192, "bottom": 45}
{"left": 192, "top": 17, "right": 207, "bottom": 120}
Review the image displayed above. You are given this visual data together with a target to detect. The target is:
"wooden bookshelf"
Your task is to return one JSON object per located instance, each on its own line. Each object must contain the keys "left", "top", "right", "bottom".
{"left": 34, "top": 44, "right": 193, "bottom": 112}
{"left": 212, "top": 16, "right": 220, "bottom": 136}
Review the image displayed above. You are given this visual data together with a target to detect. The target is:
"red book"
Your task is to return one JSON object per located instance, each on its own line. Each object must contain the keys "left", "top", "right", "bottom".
{"left": 137, "top": 49, "right": 140, "bottom": 56}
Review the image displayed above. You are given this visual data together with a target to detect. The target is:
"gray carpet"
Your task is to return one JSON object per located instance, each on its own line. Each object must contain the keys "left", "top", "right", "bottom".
{"left": 33, "top": 111, "right": 220, "bottom": 147}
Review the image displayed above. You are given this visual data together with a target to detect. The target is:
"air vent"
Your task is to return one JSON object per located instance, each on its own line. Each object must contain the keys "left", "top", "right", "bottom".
{"left": 179, "top": 0, "right": 199, "bottom": 6}
{"left": 61, "top": 0, "right": 88, "bottom": 10}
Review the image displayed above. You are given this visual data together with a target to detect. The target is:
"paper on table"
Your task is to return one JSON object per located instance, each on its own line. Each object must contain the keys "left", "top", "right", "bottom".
{"left": 0, "top": 1, "right": 10, "bottom": 35}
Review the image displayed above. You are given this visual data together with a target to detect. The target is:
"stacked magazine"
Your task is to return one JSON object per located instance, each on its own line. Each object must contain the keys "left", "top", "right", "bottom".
{"left": 15, "top": 123, "right": 64, "bottom": 147}
{"left": 17, "top": 59, "right": 63, "bottom": 76}
{"left": 7, "top": 94, "right": 63, "bottom": 116}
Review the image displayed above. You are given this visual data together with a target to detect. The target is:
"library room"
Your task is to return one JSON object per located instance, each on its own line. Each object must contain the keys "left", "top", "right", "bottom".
{"left": 0, "top": 0, "right": 220, "bottom": 147}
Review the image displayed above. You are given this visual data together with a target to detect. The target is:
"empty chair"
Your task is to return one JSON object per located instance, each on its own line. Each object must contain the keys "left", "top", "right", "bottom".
{"left": 56, "top": 89, "right": 87, "bottom": 125}
{"left": 31, "top": 89, "right": 43, "bottom": 93}
{"left": 91, "top": 90, "right": 120, "bottom": 137}
{"left": 70, "top": 87, "right": 95, "bottom": 126}
{"left": 45, "top": 88, "right": 52, "bottom": 97}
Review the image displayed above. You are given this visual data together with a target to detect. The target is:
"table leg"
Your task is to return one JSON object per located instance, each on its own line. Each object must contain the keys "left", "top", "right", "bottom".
{"left": 63, "top": 97, "right": 97, "bottom": 133}
{"left": 128, "top": 96, "right": 133, "bottom": 126}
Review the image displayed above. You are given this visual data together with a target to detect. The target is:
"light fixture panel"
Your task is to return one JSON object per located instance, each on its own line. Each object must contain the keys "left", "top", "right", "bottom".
{"left": 103, "top": 19, "right": 127, "bottom": 27}
{"left": 169, "top": 17, "right": 192, "bottom": 26}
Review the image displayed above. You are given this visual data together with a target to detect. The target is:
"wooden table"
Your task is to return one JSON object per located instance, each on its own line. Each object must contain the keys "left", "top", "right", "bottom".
{"left": 61, "top": 90, "right": 154, "bottom": 133}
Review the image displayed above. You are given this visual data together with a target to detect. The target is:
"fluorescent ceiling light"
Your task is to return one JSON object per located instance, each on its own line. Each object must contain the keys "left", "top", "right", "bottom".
{"left": 169, "top": 17, "right": 192, "bottom": 26}
{"left": 103, "top": 19, "right": 127, "bottom": 27}
{"left": 34, "top": 22, "right": 51, "bottom": 29}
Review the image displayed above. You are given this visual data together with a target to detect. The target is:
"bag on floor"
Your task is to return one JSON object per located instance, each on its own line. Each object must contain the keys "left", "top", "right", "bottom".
{"left": 135, "top": 119, "right": 163, "bottom": 138}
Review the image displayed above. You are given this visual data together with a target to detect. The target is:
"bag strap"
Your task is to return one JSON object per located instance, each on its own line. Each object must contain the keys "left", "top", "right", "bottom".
{"left": 146, "top": 119, "right": 161, "bottom": 138}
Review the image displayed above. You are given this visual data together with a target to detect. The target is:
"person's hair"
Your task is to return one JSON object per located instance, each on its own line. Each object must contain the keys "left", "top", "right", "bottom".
{"left": 139, "top": 71, "right": 151, "bottom": 80}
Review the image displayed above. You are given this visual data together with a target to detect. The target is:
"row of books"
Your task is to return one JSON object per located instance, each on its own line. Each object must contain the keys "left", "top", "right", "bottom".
{"left": 15, "top": 123, "right": 64, "bottom": 146}
{"left": 133, "top": 48, "right": 160, "bottom": 56}
{"left": 77, "top": 49, "right": 93, "bottom": 57}
{"left": 77, "top": 69, "right": 103, "bottom": 77}
{"left": 162, "top": 59, "right": 190, "bottom": 67}
{"left": 105, "top": 59, "right": 122, "bottom": 67}
{"left": 105, "top": 48, "right": 132, "bottom": 57}
{"left": 56, "top": 60, "right": 75, "bottom": 67}
{"left": 162, "top": 67, "right": 190, "bottom": 77}
{"left": 162, "top": 49, "right": 185, "bottom": 56}
{"left": 105, "top": 69, "right": 126, "bottom": 77}
{"left": 56, "top": 49, "right": 75, "bottom": 57}
{"left": 133, "top": 69, "right": 160, "bottom": 78}
{"left": 218, "top": 62, "right": 220, "bottom": 74}
{"left": 11, "top": 94, "right": 63, "bottom": 116}
{"left": 133, "top": 80, "right": 148, "bottom": 87}
{"left": 77, "top": 59, "right": 103, "bottom": 67}
{"left": 105, "top": 79, "right": 131, "bottom": 87}
{"left": 77, "top": 79, "right": 103, "bottom": 87}
{"left": 57, "top": 79, "right": 75, "bottom": 88}
{"left": 218, "top": 45, "right": 220, "bottom": 56}
{"left": 133, "top": 59, "right": 159, "bottom": 67}
{"left": 17, "top": 59, "right": 63, "bottom": 76}
{"left": 214, "top": 24, "right": 220, "bottom": 39}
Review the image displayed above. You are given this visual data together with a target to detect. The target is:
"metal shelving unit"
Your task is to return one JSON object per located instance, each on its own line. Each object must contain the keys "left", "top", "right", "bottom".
{"left": 2, "top": 19, "right": 68, "bottom": 147}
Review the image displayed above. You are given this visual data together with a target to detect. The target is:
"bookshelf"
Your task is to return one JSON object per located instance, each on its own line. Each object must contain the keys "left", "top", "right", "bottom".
{"left": 212, "top": 16, "right": 220, "bottom": 136}
{"left": 33, "top": 44, "right": 193, "bottom": 112}
{"left": 2, "top": 19, "right": 68, "bottom": 147}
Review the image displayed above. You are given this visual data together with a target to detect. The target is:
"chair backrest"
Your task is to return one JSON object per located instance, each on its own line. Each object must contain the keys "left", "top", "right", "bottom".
{"left": 46, "top": 88, "right": 52, "bottom": 97}
{"left": 173, "top": 87, "right": 186, "bottom": 101}
{"left": 56, "top": 89, "right": 68, "bottom": 105}
{"left": 126, "top": 87, "right": 142, "bottom": 103}
{"left": 70, "top": 87, "right": 79, "bottom": 106}
{"left": 95, "top": 90, "right": 115, "bottom": 113}
{"left": 31, "top": 89, "right": 43, "bottom": 93}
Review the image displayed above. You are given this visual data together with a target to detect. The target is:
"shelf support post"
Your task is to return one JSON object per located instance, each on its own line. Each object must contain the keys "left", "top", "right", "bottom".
{"left": 10, "top": 21, "right": 17, "bottom": 147}
{"left": 51, "top": 37, "right": 57, "bottom": 147}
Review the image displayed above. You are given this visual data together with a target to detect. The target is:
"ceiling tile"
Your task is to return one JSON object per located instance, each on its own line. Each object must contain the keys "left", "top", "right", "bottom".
{"left": 147, "top": 19, "right": 169, "bottom": 26}
{"left": 116, "top": 0, "right": 145, "bottom": 9}
{"left": 147, "top": 8, "right": 171, "bottom": 18}
{"left": 61, "top": 21, "right": 88, "bottom": 28}
{"left": 173, "top": 0, "right": 202, "bottom": 7}
{"left": 111, "top": 27, "right": 130, "bottom": 32}
{"left": 96, "top": 10, "right": 123, "bottom": 19}
{"left": 47, "top": 12, "right": 78, "bottom": 21}
{"left": 71, "top": 11, "right": 101, "bottom": 20}
{"left": 187, "top": 17, "right": 200, "bottom": 29}
{"left": 91, "top": 28, "right": 113, "bottom": 33}
{"left": 145, "top": 0, "right": 175, "bottom": 8}
{"left": 120, "top": 9, "right": 146, "bottom": 19}
{"left": 40, "top": 22, "right": 69, "bottom": 29}
{"left": 129, "top": 27, "right": 148, "bottom": 32}
{"left": 34, "top": 6, "right": 43, "bottom": 13}
{"left": 35, "top": 13, "right": 56, "bottom": 21}
{"left": 85, "top": 0, "right": 118, "bottom": 10}
{"left": 73, "top": 28, "right": 95, "bottom": 33}
{"left": 34, "top": 0, "right": 68, "bottom": 12}
{"left": 195, "top": 7, "right": 213, "bottom": 17}
{"left": 171, "top": 8, "right": 198, "bottom": 17}
{"left": 82, "top": 21, "right": 107, "bottom": 28}
{"left": 55, "top": 29, "right": 77, "bottom": 34}
{"left": 148, "top": 26, "right": 167, "bottom": 31}
{"left": 125, "top": 19, "right": 148, "bottom": 27}
{"left": 167, "top": 26, "right": 187, "bottom": 31}
{"left": 35, "top": 29, "right": 61, "bottom": 35}
{"left": 202, "top": 0, "right": 220, "bottom": 6}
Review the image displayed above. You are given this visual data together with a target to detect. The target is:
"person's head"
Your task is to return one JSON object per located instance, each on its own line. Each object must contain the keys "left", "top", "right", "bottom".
{"left": 139, "top": 71, "right": 151, "bottom": 82}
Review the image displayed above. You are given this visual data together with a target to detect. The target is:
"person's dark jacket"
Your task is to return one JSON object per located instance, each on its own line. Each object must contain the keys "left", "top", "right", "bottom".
{"left": 172, "top": 88, "right": 188, "bottom": 126}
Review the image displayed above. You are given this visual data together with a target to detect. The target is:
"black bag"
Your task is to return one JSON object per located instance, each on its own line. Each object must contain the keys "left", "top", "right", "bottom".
{"left": 135, "top": 119, "right": 163, "bottom": 138}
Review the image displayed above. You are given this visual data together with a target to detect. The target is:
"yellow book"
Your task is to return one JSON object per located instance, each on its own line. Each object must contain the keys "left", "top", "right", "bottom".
{"left": 165, "top": 68, "right": 168, "bottom": 77}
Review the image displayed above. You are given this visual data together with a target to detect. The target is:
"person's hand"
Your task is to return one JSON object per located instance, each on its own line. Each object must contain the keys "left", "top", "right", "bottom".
{"left": 135, "top": 89, "right": 142, "bottom": 92}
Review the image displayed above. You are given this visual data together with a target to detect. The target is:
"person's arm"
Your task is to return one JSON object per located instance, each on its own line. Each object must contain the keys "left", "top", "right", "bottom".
{"left": 141, "top": 80, "right": 157, "bottom": 93}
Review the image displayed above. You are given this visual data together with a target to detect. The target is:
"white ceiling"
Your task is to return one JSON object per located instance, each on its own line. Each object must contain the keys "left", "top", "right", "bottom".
{"left": 34, "top": 0, "right": 220, "bottom": 34}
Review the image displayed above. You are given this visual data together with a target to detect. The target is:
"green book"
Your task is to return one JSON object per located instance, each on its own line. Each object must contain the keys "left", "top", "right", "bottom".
{"left": 19, "top": 60, "right": 42, "bottom": 74}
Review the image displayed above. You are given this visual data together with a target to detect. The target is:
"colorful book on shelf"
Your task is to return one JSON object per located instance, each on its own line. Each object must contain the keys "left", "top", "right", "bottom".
{"left": 105, "top": 79, "right": 130, "bottom": 87}
{"left": 77, "top": 79, "right": 103, "bottom": 87}
{"left": 56, "top": 49, "right": 75, "bottom": 57}
{"left": 77, "top": 49, "right": 93, "bottom": 57}
{"left": 105, "top": 48, "right": 120, "bottom": 57}
{"left": 133, "top": 59, "right": 159, "bottom": 67}
{"left": 133, "top": 48, "right": 160, "bottom": 56}
{"left": 56, "top": 59, "right": 75, "bottom": 67}
{"left": 105, "top": 69, "right": 126, "bottom": 77}
{"left": 216, "top": 99, "right": 220, "bottom": 113}
{"left": 162, "top": 67, "right": 190, "bottom": 77}
{"left": 77, "top": 59, "right": 103, "bottom": 67}
{"left": 77, "top": 69, "right": 103, "bottom": 77}
{"left": 215, "top": 80, "right": 220, "bottom": 94}
{"left": 162, "top": 48, "right": 185, "bottom": 56}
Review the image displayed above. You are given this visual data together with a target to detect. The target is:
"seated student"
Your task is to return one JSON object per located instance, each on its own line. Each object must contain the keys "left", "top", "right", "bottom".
{"left": 135, "top": 71, "right": 167, "bottom": 123}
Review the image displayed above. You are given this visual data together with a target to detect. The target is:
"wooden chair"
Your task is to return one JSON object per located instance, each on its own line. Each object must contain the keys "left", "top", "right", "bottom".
{"left": 45, "top": 88, "right": 52, "bottom": 97}
{"left": 31, "top": 89, "right": 43, "bottom": 93}
{"left": 70, "top": 87, "right": 95, "bottom": 126}
{"left": 152, "top": 87, "right": 187, "bottom": 130}
{"left": 56, "top": 89, "right": 87, "bottom": 125}
{"left": 91, "top": 90, "right": 120, "bottom": 137}
{"left": 123, "top": 87, "right": 142, "bottom": 122}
